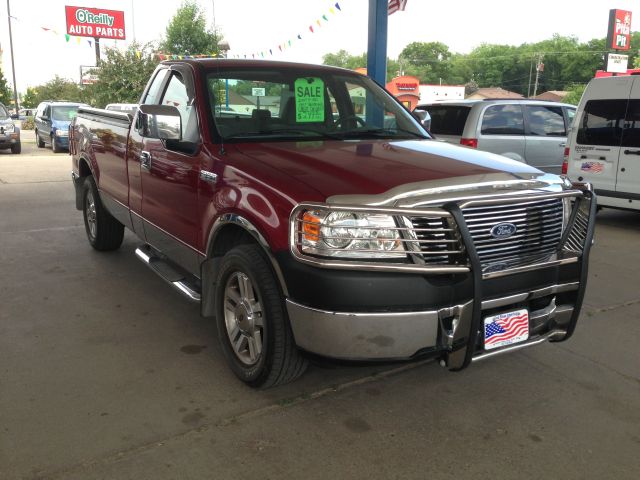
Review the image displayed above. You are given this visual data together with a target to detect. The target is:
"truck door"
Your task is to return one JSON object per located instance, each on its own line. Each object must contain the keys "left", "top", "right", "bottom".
{"left": 616, "top": 78, "right": 640, "bottom": 198}
{"left": 139, "top": 70, "right": 203, "bottom": 275}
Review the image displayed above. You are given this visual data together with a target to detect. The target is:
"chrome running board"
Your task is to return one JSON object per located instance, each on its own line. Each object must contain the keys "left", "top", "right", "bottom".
{"left": 135, "top": 245, "right": 201, "bottom": 302}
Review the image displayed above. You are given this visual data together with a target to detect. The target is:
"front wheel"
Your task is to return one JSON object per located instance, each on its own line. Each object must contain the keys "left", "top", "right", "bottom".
{"left": 11, "top": 142, "right": 21, "bottom": 154}
{"left": 36, "top": 130, "right": 45, "bottom": 148}
{"left": 82, "top": 176, "right": 124, "bottom": 251}
{"left": 51, "top": 135, "right": 62, "bottom": 153}
{"left": 215, "top": 245, "right": 308, "bottom": 388}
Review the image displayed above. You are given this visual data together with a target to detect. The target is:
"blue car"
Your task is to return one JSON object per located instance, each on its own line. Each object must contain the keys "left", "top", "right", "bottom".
{"left": 34, "top": 101, "right": 87, "bottom": 153}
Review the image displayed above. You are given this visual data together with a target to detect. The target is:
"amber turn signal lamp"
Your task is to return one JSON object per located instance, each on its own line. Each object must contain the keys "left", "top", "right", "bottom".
{"left": 302, "top": 212, "right": 321, "bottom": 241}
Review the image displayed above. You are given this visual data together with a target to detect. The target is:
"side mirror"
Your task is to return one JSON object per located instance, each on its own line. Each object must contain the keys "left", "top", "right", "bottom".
{"left": 10, "top": 113, "right": 19, "bottom": 120}
{"left": 137, "top": 104, "right": 181, "bottom": 140}
{"left": 412, "top": 109, "right": 431, "bottom": 131}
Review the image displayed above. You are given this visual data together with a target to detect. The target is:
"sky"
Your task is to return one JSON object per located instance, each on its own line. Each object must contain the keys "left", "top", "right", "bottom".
{"left": 1, "top": 0, "right": 639, "bottom": 94}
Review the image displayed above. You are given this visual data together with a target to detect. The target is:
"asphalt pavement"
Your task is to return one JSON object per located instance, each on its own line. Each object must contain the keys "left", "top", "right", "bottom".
{"left": 1, "top": 139, "right": 639, "bottom": 479}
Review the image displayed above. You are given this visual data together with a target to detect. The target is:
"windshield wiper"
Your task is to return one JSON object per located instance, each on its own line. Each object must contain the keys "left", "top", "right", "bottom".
{"left": 338, "top": 127, "right": 428, "bottom": 140}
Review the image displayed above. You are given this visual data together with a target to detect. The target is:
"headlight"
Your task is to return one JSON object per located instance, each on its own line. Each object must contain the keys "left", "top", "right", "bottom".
{"left": 299, "top": 209, "right": 405, "bottom": 259}
{"left": 2, "top": 123, "right": 14, "bottom": 133}
{"left": 55, "top": 129, "right": 69, "bottom": 136}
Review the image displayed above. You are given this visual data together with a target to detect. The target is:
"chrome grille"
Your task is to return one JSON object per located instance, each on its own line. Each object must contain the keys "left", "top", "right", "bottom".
{"left": 462, "top": 198, "right": 564, "bottom": 270}
{"left": 564, "top": 200, "right": 590, "bottom": 253}
{"left": 406, "top": 217, "right": 463, "bottom": 264}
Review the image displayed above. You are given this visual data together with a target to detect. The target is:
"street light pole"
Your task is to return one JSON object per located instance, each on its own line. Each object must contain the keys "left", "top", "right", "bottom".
{"left": 6, "top": 0, "right": 20, "bottom": 114}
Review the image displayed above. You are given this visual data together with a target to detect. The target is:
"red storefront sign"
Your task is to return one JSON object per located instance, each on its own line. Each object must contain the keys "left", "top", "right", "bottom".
{"left": 65, "top": 5, "right": 126, "bottom": 40}
{"left": 606, "top": 9, "right": 632, "bottom": 51}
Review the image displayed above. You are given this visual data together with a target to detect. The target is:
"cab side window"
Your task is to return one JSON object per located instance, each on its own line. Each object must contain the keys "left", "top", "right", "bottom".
{"left": 576, "top": 100, "right": 626, "bottom": 146}
{"left": 481, "top": 104, "right": 524, "bottom": 135}
{"left": 160, "top": 72, "right": 199, "bottom": 144}
{"left": 142, "top": 69, "right": 170, "bottom": 105}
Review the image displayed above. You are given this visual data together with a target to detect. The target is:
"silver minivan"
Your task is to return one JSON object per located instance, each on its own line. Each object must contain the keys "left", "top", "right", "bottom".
{"left": 415, "top": 99, "right": 576, "bottom": 174}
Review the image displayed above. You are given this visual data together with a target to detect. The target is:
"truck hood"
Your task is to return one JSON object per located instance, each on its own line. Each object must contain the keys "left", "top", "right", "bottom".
{"left": 234, "top": 139, "right": 561, "bottom": 206}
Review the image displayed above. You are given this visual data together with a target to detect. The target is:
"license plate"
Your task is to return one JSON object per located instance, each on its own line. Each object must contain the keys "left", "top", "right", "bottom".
{"left": 483, "top": 308, "right": 529, "bottom": 350}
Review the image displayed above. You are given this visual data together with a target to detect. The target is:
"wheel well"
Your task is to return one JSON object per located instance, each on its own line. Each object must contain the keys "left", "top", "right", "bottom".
{"left": 78, "top": 158, "right": 91, "bottom": 178}
{"left": 210, "top": 225, "right": 258, "bottom": 257}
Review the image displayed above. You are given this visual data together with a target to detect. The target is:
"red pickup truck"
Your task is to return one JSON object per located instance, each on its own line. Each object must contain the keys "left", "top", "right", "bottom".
{"left": 70, "top": 60, "right": 596, "bottom": 388}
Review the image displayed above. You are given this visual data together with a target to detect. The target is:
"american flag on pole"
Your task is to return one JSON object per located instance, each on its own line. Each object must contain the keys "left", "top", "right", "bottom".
{"left": 580, "top": 162, "right": 604, "bottom": 173}
{"left": 484, "top": 309, "right": 529, "bottom": 350}
{"left": 388, "top": 0, "right": 408, "bottom": 15}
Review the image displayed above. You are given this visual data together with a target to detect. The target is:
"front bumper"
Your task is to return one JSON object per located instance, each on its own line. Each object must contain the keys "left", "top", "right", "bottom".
{"left": 284, "top": 187, "right": 596, "bottom": 369}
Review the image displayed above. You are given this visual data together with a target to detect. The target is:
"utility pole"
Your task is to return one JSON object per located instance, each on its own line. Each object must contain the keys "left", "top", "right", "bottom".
{"left": 533, "top": 54, "right": 544, "bottom": 98}
{"left": 6, "top": 0, "right": 19, "bottom": 114}
{"left": 527, "top": 55, "right": 534, "bottom": 98}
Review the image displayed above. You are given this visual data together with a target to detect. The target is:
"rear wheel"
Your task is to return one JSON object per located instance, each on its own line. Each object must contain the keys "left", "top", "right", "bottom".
{"left": 11, "top": 142, "right": 21, "bottom": 154}
{"left": 36, "top": 130, "right": 45, "bottom": 148}
{"left": 215, "top": 244, "right": 308, "bottom": 388}
{"left": 82, "top": 176, "right": 124, "bottom": 251}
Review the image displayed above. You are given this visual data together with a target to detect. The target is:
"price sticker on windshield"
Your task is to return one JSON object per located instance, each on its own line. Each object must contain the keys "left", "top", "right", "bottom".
{"left": 294, "top": 77, "right": 325, "bottom": 123}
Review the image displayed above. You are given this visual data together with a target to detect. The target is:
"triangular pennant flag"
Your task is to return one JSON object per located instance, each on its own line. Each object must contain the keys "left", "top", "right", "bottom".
{"left": 65, "top": 34, "right": 70, "bottom": 42}
{"left": 288, "top": 40, "right": 292, "bottom": 47}
{"left": 158, "top": 54, "right": 165, "bottom": 60}
{"left": 136, "top": 51, "right": 142, "bottom": 59}
{"left": 42, "top": 27, "right": 50, "bottom": 32}
{"left": 261, "top": 52, "right": 264, "bottom": 57}
{"left": 297, "top": 34, "right": 302, "bottom": 40}
{"left": 316, "top": 19, "right": 321, "bottom": 27}
{"left": 269, "top": 49, "right": 273, "bottom": 55}
{"left": 335, "top": 2, "right": 341, "bottom": 10}
{"left": 330, "top": 7, "right": 335, "bottom": 14}
{"left": 76, "top": 37, "right": 81, "bottom": 44}
{"left": 322, "top": 15, "right": 328, "bottom": 21}
{"left": 87, "top": 39, "right": 92, "bottom": 47}
{"left": 252, "top": 53, "right": 255, "bottom": 58}
{"left": 309, "top": 25, "right": 314, "bottom": 33}
{"left": 278, "top": 45, "right": 282, "bottom": 52}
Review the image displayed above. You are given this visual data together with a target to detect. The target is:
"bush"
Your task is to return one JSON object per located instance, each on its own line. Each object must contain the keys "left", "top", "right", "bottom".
{"left": 21, "top": 117, "right": 34, "bottom": 130}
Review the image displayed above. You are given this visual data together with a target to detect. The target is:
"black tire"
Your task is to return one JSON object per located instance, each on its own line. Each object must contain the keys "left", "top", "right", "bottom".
{"left": 82, "top": 176, "right": 124, "bottom": 251}
{"left": 11, "top": 142, "right": 21, "bottom": 154}
{"left": 36, "top": 130, "right": 45, "bottom": 148}
{"left": 215, "top": 244, "right": 308, "bottom": 388}
{"left": 51, "top": 135, "right": 62, "bottom": 153}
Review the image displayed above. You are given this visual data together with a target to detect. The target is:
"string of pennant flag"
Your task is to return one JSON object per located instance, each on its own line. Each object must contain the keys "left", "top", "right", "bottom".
{"left": 7, "top": 1, "right": 407, "bottom": 61}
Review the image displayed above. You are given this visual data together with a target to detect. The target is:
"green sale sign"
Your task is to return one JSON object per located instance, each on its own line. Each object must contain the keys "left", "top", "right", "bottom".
{"left": 294, "top": 78, "right": 325, "bottom": 123}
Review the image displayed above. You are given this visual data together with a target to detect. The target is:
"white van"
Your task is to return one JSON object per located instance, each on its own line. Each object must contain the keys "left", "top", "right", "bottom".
{"left": 565, "top": 75, "right": 640, "bottom": 211}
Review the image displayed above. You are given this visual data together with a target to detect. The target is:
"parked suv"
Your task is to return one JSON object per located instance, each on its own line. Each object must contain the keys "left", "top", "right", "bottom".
{"left": 415, "top": 99, "right": 576, "bottom": 174}
{"left": 0, "top": 102, "right": 21, "bottom": 154}
{"left": 34, "top": 101, "right": 87, "bottom": 153}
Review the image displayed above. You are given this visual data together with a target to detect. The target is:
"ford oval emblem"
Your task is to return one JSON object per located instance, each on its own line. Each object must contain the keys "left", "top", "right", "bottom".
{"left": 490, "top": 222, "right": 517, "bottom": 239}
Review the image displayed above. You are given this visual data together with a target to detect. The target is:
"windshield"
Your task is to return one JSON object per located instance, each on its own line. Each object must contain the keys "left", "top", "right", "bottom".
{"left": 205, "top": 67, "right": 429, "bottom": 142}
{"left": 0, "top": 104, "right": 9, "bottom": 119}
{"left": 51, "top": 106, "right": 80, "bottom": 122}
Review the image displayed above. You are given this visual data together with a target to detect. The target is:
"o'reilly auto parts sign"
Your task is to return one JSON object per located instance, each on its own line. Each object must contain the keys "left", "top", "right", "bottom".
{"left": 65, "top": 5, "right": 126, "bottom": 40}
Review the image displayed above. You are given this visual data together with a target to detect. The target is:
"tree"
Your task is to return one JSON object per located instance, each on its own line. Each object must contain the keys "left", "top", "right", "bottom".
{"left": 399, "top": 42, "right": 451, "bottom": 83}
{"left": 83, "top": 42, "right": 158, "bottom": 107}
{"left": 322, "top": 50, "right": 399, "bottom": 82}
{"left": 0, "top": 68, "right": 12, "bottom": 106}
{"left": 564, "top": 84, "right": 587, "bottom": 105}
{"left": 160, "top": 0, "right": 222, "bottom": 56}
{"left": 19, "top": 76, "right": 84, "bottom": 108}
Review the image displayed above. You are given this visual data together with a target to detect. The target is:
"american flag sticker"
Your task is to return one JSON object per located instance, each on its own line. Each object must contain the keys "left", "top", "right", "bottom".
{"left": 484, "top": 309, "right": 529, "bottom": 350}
{"left": 580, "top": 162, "right": 604, "bottom": 173}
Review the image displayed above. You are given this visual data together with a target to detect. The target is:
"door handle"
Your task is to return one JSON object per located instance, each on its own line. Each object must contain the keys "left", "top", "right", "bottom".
{"left": 559, "top": 143, "right": 566, "bottom": 147}
{"left": 140, "top": 151, "right": 151, "bottom": 170}
{"left": 623, "top": 149, "right": 640, "bottom": 155}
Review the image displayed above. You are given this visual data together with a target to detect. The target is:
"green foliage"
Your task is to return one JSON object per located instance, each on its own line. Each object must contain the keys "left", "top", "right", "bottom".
{"left": 20, "top": 76, "right": 85, "bottom": 107}
{"left": 399, "top": 42, "right": 451, "bottom": 83}
{"left": 0, "top": 68, "right": 12, "bottom": 105}
{"left": 564, "top": 84, "right": 587, "bottom": 106}
{"left": 323, "top": 32, "right": 623, "bottom": 96}
{"left": 160, "top": 0, "right": 222, "bottom": 55}
{"left": 83, "top": 42, "right": 158, "bottom": 107}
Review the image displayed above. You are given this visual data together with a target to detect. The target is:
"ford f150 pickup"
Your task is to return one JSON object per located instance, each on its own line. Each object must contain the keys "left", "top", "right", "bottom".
{"left": 70, "top": 60, "right": 596, "bottom": 388}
